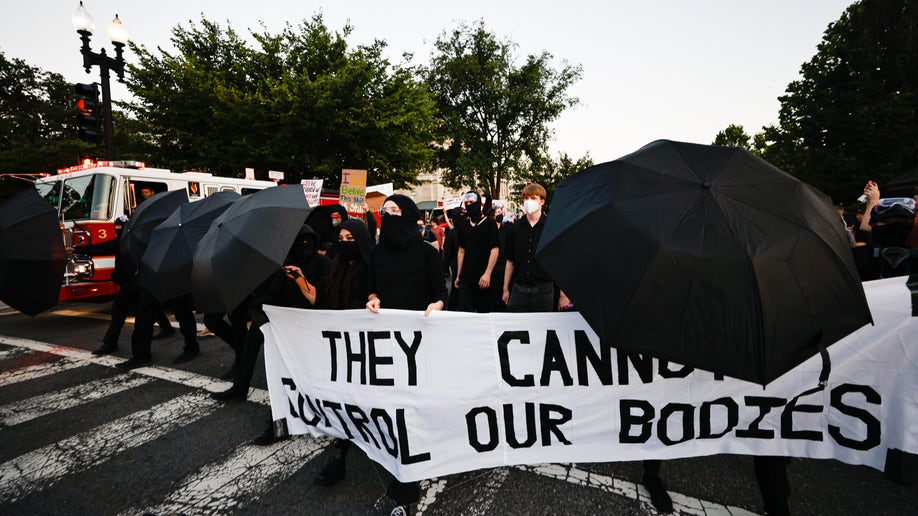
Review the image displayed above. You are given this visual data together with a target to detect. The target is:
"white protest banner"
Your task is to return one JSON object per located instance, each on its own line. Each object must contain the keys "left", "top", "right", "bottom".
{"left": 339, "top": 169, "right": 367, "bottom": 216}
{"left": 300, "top": 179, "right": 324, "bottom": 208}
{"left": 261, "top": 278, "right": 918, "bottom": 482}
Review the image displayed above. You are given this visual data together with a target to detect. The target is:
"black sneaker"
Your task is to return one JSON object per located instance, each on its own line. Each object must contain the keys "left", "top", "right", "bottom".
{"left": 173, "top": 350, "right": 201, "bottom": 364}
{"left": 92, "top": 342, "right": 118, "bottom": 355}
{"left": 210, "top": 388, "right": 247, "bottom": 402}
{"left": 115, "top": 357, "right": 152, "bottom": 370}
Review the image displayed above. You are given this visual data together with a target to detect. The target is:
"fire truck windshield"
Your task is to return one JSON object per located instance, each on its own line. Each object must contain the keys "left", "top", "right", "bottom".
{"left": 37, "top": 173, "right": 116, "bottom": 221}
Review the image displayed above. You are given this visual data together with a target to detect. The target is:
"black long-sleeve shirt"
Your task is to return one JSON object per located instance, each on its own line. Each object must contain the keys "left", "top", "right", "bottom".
{"left": 368, "top": 240, "right": 448, "bottom": 310}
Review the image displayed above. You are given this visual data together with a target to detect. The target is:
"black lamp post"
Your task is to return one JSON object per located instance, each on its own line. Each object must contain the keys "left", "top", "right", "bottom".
{"left": 71, "top": 2, "right": 129, "bottom": 160}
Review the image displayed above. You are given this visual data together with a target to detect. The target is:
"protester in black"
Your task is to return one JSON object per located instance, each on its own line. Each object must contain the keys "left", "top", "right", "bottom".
{"left": 115, "top": 290, "right": 198, "bottom": 368}
{"left": 454, "top": 191, "right": 499, "bottom": 313}
{"left": 367, "top": 195, "right": 448, "bottom": 315}
{"left": 502, "top": 183, "right": 555, "bottom": 312}
{"left": 88, "top": 216, "right": 174, "bottom": 355}
{"left": 211, "top": 225, "right": 330, "bottom": 404}
{"left": 311, "top": 218, "right": 374, "bottom": 486}
{"left": 365, "top": 194, "right": 446, "bottom": 516}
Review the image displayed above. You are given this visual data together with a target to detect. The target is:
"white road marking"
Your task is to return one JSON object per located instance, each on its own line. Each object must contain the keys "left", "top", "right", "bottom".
{"left": 0, "top": 391, "right": 220, "bottom": 504}
{"left": 0, "top": 335, "right": 268, "bottom": 404}
{"left": 520, "top": 463, "right": 760, "bottom": 516}
{"left": 125, "top": 436, "right": 331, "bottom": 515}
{"left": 0, "top": 374, "right": 152, "bottom": 427}
{"left": 0, "top": 356, "right": 84, "bottom": 387}
{"left": 0, "top": 346, "right": 31, "bottom": 360}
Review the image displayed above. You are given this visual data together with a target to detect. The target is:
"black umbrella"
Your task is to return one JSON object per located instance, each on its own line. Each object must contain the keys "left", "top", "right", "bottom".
{"left": 120, "top": 189, "right": 190, "bottom": 267}
{"left": 0, "top": 188, "right": 67, "bottom": 316}
{"left": 138, "top": 191, "right": 239, "bottom": 303}
{"left": 536, "top": 140, "right": 872, "bottom": 385}
{"left": 191, "top": 185, "right": 311, "bottom": 313}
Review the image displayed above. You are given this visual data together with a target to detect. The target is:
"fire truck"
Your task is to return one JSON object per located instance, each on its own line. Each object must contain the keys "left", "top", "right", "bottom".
{"left": 33, "top": 160, "right": 276, "bottom": 303}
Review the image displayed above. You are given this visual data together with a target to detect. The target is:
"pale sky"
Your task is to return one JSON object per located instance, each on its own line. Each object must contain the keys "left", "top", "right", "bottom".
{"left": 5, "top": 1, "right": 853, "bottom": 165}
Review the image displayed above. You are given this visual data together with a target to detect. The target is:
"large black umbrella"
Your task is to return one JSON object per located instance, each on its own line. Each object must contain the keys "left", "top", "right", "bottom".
{"left": 191, "top": 185, "right": 311, "bottom": 313}
{"left": 138, "top": 191, "right": 239, "bottom": 303}
{"left": 536, "top": 140, "right": 873, "bottom": 385}
{"left": 0, "top": 188, "right": 67, "bottom": 316}
{"left": 120, "top": 189, "right": 189, "bottom": 267}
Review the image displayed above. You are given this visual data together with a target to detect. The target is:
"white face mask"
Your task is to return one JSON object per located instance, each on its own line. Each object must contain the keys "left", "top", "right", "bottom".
{"left": 523, "top": 199, "right": 541, "bottom": 214}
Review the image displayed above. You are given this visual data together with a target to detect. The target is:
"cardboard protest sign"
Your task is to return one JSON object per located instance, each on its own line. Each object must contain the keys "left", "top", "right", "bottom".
{"left": 339, "top": 169, "right": 367, "bottom": 216}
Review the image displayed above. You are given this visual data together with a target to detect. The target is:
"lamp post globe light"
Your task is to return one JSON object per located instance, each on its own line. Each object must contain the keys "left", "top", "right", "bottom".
{"left": 71, "top": 1, "right": 129, "bottom": 160}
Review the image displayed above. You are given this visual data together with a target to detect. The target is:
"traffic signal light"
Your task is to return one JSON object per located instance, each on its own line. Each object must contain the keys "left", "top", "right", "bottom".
{"left": 74, "top": 82, "right": 102, "bottom": 144}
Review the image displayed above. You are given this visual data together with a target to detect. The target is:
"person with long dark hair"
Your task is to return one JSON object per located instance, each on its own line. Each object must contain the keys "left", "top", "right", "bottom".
{"left": 312, "top": 218, "right": 374, "bottom": 486}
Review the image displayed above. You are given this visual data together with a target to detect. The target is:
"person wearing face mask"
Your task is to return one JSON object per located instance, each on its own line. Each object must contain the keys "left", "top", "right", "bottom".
{"left": 454, "top": 191, "right": 500, "bottom": 312}
{"left": 211, "top": 225, "right": 330, "bottom": 411}
{"left": 365, "top": 194, "right": 447, "bottom": 516}
{"left": 502, "top": 183, "right": 558, "bottom": 312}
{"left": 310, "top": 218, "right": 374, "bottom": 486}
{"left": 442, "top": 206, "right": 464, "bottom": 310}
{"left": 367, "top": 194, "right": 448, "bottom": 315}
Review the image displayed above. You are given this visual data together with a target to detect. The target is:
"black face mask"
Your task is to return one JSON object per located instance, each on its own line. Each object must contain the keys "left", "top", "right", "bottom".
{"left": 494, "top": 214, "right": 503, "bottom": 224}
{"left": 336, "top": 240, "right": 360, "bottom": 261}
{"left": 464, "top": 202, "right": 482, "bottom": 222}
{"left": 288, "top": 239, "right": 315, "bottom": 264}
{"left": 380, "top": 213, "right": 419, "bottom": 249}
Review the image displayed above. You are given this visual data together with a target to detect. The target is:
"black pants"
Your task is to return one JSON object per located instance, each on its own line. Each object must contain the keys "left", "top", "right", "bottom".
{"left": 204, "top": 307, "right": 248, "bottom": 369}
{"left": 754, "top": 456, "right": 791, "bottom": 515}
{"left": 231, "top": 323, "right": 265, "bottom": 393}
{"left": 456, "top": 279, "right": 494, "bottom": 313}
{"left": 130, "top": 292, "right": 197, "bottom": 360}
{"left": 507, "top": 281, "right": 554, "bottom": 313}
{"left": 103, "top": 283, "right": 172, "bottom": 347}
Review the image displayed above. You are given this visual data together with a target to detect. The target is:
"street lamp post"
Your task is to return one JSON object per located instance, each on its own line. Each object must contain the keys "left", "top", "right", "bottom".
{"left": 71, "top": 2, "right": 129, "bottom": 160}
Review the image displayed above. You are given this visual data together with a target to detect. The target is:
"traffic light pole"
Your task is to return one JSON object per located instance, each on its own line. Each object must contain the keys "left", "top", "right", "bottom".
{"left": 77, "top": 29, "right": 124, "bottom": 161}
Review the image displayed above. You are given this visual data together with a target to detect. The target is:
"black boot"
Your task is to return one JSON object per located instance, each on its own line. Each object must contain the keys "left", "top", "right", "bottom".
{"left": 314, "top": 440, "right": 350, "bottom": 486}
{"left": 252, "top": 419, "right": 289, "bottom": 446}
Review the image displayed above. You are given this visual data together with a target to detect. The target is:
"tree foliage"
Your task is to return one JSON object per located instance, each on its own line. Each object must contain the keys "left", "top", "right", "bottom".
{"left": 125, "top": 15, "right": 437, "bottom": 187}
{"left": 758, "top": 0, "right": 917, "bottom": 202}
{"left": 0, "top": 51, "right": 93, "bottom": 177}
{"left": 427, "top": 20, "right": 581, "bottom": 199}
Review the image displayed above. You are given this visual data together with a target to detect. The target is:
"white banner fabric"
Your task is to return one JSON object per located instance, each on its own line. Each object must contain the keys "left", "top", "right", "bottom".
{"left": 261, "top": 278, "right": 918, "bottom": 482}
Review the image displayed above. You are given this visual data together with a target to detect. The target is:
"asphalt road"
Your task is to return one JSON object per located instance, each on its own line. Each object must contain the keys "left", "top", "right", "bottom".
{"left": 0, "top": 301, "right": 915, "bottom": 515}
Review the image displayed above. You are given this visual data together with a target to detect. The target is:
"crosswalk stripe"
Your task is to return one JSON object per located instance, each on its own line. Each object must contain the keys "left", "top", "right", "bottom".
{"left": 519, "top": 463, "right": 760, "bottom": 516}
{"left": 0, "top": 391, "right": 220, "bottom": 504}
{"left": 0, "top": 335, "right": 269, "bottom": 403}
{"left": 125, "top": 436, "right": 331, "bottom": 515}
{"left": 0, "top": 356, "right": 84, "bottom": 387}
{"left": 0, "top": 374, "right": 152, "bottom": 427}
{"left": 0, "top": 346, "right": 31, "bottom": 360}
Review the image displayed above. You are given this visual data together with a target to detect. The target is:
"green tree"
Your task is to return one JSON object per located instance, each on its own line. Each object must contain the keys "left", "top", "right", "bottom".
{"left": 713, "top": 124, "right": 752, "bottom": 150}
{"left": 0, "top": 51, "right": 94, "bottom": 178}
{"left": 512, "top": 152, "right": 594, "bottom": 206}
{"left": 125, "top": 15, "right": 437, "bottom": 187}
{"left": 759, "top": 0, "right": 917, "bottom": 202}
{"left": 427, "top": 20, "right": 582, "bottom": 199}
